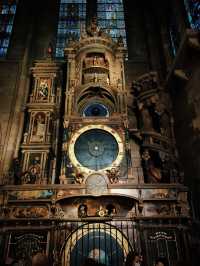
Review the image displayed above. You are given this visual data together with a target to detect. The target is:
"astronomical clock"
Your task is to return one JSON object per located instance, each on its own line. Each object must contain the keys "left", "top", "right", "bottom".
{"left": 61, "top": 18, "right": 136, "bottom": 190}
{"left": 1, "top": 19, "right": 191, "bottom": 266}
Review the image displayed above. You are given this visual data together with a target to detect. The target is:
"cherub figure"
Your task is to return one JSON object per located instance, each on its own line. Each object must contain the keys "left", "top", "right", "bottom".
{"left": 72, "top": 170, "right": 84, "bottom": 184}
{"left": 106, "top": 167, "right": 120, "bottom": 184}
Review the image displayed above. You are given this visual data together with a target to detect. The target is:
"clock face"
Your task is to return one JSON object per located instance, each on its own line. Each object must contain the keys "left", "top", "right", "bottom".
{"left": 74, "top": 129, "right": 118, "bottom": 171}
{"left": 68, "top": 125, "right": 124, "bottom": 173}
{"left": 86, "top": 174, "right": 107, "bottom": 194}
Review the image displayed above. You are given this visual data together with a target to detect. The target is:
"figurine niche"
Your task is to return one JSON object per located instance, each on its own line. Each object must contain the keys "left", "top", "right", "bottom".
{"left": 32, "top": 113, "right": 45, "bottom": 142}
{"left": 78, "top": 204, "right": 87, "bottom": 218}
{"left": 21, "top": 156, "right": 41, "bottom": 184}
{"left": 142, "top": 150, "right": 162, "bottom": 183}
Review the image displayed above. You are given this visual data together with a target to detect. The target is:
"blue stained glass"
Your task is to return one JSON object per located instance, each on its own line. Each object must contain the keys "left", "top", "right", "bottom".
{"left": 61, "top": 0, "right": 85, "bottom": 3}
{"left": 98, "top": 0, "right": 123, "bottom": 3}
{"left": 10, "top": 6, "right": 16, "bottom": 13}
{"left": 3, "top": 38, "right": 9, "bottom": 46}
{"left": 184, "top": 0, "right": 200, "bottom": 29}
{"left": 117, "top": 20, "right": 125, "bottom": 28}
{"left": 56, "top": 0, "right": 86, "bottom": 57}
{"left": 97, "top": 0, "right": 127, "bottom": 48}
{"left": 0, "top": 1, "right": 17, "bottom": 57}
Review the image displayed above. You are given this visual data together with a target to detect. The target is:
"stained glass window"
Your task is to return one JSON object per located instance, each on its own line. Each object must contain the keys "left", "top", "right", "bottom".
{"left": 56, "top": 0, "right": 86, "bottom": 57}
{"left": 184, "top": 0, "right": 200, "bottom": 30}
{"left": 0, "top": 0, "right": 17, "bottom": 57}
{"left": 97, "top": 0, "right": 127, "bottom": 47}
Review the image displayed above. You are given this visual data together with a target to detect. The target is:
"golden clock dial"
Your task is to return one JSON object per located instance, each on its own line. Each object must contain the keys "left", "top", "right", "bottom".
{"left": 68, "top": 125, "right": 124, "bottom": 174}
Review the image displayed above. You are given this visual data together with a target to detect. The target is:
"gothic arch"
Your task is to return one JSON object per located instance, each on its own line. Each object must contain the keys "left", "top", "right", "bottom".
{"left": 76, "top": 84, "right": 117, "bottom": 115}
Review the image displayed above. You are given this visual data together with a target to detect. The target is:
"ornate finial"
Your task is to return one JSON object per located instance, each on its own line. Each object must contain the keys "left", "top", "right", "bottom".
{"left": 117, "top": 35, "right": 124, "bottom": 46}
{"left": 87, "top": 16, "right": 101, "bottom": 37}
{"left": 46, "top": 42, "right": 53, "bottom": 59}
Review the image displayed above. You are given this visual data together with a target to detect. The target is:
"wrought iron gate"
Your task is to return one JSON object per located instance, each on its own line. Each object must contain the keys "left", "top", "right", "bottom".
{"left": 58, "top": 220, "right": 137, "bottom": 266}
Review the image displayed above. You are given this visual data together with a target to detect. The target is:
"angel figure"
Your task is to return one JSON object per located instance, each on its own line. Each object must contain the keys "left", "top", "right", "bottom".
{"left": 72, "top": 170, "right": 84, "bottom": 184}
{"left": 106, "top": 167, "right": 120, "bottom": 184}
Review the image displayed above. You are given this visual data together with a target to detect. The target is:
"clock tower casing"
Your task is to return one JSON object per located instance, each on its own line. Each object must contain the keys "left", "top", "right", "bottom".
{"left": 1, "top": 20, "right": 191, "bottom": 266}
{"left": 61, "top": 24, "right": 142, "bottom": 191}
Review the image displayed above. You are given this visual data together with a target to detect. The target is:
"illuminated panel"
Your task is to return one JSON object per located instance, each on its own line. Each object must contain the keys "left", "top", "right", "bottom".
{"left": 0, "top": 0, "right": 17, "bottom": 57}
{"left": 97, "top": 0, "right": 127, "bottom": 47}
{"left": 56, "top": 0, "right": 86, "bottom": 57}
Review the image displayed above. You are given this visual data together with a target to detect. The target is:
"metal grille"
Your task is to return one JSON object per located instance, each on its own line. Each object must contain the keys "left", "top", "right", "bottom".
{"left": 2, "top": 221, "right": 185, "bottom": 265}
{"left": 143, "top": 228, "right": 180, "bottom": 266}
{"left": 6, "top": 232, "right": 48, "bottom": 265}
{"left": 53, "top": 220, "right": 137, "bottom": 266}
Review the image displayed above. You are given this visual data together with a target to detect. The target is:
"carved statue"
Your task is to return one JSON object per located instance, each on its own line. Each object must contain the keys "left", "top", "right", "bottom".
{"left": 149, "top": 95, "right": 172, "bottom": 136}
{"left": 117, "top": 35, "right": 124, "bottom": 46}
{"left": 46, "top": 42, "right": 53, "bottom": 58}
{"left": 106, "top": 167, "right": 120, "bottom": 184}
{"left": 72, "top": 171, "right": 84, "bottom": 184}
{"left": 142, "top": 150, "right": 162, "bottom": 183}
{"left": 87, "top": 17, "right": 101, "bottom": 37}
{"left": 59, "top": 168, "right": 67, "bottom": 184}
{"left": 159, "top": 111, "right": 171, "bottom": 137}
{"left": 138, "top": 103, "right": 153, "bottom": 131}
{"left": 78, "top": 204, "right": 87, "bottom": 218}
{"left": 93, "top": 72, "right": 98, "bottom": 83}
{"left": 148, "top": 163, "right": 162, "bottom": 183}
{"left": 106, "top": 204, "right": 116, "bottom": 217}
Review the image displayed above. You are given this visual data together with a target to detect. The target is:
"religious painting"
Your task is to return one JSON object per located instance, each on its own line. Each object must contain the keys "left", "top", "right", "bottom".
{"left": 37, "top": 78, "right": 51, "bottom": 101}
{"left": 10, "top": 206, "right": 49, "bottom": 219}
{"left": 142, "top": 188, "right": 177, "bottom": 199}
{"left": 144, "top": 203, "right": 173, "bottom": 217}
{"left": 8, "top": 190, "right": 53, "bottom": 200}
